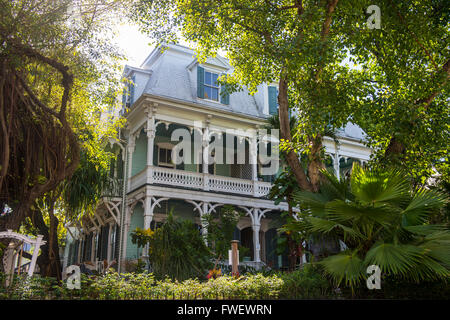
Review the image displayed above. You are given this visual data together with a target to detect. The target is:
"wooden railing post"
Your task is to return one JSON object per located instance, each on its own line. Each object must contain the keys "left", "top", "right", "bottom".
{"left": 231, "top": 240, "right": 239, "bottom": 276}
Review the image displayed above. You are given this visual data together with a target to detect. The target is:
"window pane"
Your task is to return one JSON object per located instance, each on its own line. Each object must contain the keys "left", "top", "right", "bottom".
{"left": 212, "top": 73, "right": 218, "bottom": 86}
{"left": 208, "top": 164, "right": 214, "bottom": 174}
{"left": 167, "top": 149, "right": 172, "bottom": 163}
{"left": 159, "top": 148, "right": 166, "bottom": 163}
{"left": 205, "top": 71, "right": 211, "bottom": 85}
{"left": 211, "top": 87, "right": 218, "bottom": 101}
{"left": 204, "top": 86, "right": 211, "bottom": 99}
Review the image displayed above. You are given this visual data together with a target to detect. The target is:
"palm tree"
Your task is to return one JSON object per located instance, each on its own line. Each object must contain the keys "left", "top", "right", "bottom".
{"left": 285, "top": 163, "right": 449, "bottom": 291}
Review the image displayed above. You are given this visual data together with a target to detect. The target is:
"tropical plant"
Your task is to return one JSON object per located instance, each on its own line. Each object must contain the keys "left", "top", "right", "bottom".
{"left": 202, "top": 205, "right": 242, "bottom": 262}
{"left": 131, "top": 210, "right": 212, "bottom": 280}
{"left": 277, "top": 264, "right": 337, "bottom": 299}
{"left": 283, "top": 163, "right": 449, "bottom": 292}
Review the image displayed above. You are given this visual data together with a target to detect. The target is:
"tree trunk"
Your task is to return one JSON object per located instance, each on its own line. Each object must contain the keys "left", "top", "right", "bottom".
{"left": 29, "top": 207, "right": 62, "bottom": 280}
{"left": 307, "top": 135, "right": 326, "bottom": 192}
{"left": 278, "top": 75, "right": 314, "bottom": 192}
{"left": 286, "top": 200, "right": 297, "bottom": 271}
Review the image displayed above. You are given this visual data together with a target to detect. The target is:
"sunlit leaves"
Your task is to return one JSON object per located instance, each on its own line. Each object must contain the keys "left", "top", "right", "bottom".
{"left": 287, "top": 163, "right": 449, "bottom": 288}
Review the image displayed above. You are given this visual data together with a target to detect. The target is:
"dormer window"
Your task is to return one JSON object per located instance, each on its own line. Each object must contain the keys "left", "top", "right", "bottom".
{"left": 122, "top": 74, "right": 135, "bottom": 109}
{"left": 204, "top": 71, "right": 219, "bottom": 101}
{"left": 197, "top": 66, "right": 229, "bottom": 105}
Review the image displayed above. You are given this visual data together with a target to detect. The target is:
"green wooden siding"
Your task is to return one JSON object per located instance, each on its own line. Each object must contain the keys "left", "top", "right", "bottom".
{"left": 132, "top": 130, "right": 147, "bottom": 176}
{"left": 126, "top": 204, "right": 144, "bottom": 259}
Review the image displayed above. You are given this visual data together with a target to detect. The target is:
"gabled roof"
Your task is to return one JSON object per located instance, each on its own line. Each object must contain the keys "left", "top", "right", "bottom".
{"left": 128, "top": 43, "right": 266, "bottom": 119}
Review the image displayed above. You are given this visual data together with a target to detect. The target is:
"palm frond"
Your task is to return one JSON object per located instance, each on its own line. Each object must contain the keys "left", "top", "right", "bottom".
{"left": 401, "top": 188, "right": 447, "bottom": 225}
{"left": 319, "top": 169, "right": 352, "bottom": 201}
{"left": 319, "top": 251, "right": 366, "bottom": 287}
{"left": 365, "top": 242, "right": 423, "bottom": 278}
{"left": 350, "top": 164, "right": 410, "bottom": 205}
{"left": 293, "top": 191, "right": 330, "bottom": 217}
{"left": 306, "top": 216, "right": 365, "bottom": 241}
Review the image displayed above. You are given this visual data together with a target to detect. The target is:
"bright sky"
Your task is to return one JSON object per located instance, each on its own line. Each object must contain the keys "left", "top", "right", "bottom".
{"left": 115, "top": 22, "right": 155, "bottom": 67}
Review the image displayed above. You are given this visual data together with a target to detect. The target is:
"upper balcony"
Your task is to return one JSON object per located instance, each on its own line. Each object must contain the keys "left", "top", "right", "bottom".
{"left": 123, "top": 100, "right": 279, "bottom": 199}
{"left": 130, "top": 165, "right": 272, "bottom": 198}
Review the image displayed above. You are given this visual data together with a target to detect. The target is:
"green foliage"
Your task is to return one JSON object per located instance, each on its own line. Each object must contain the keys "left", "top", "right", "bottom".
{"left": 285, "top": 163, "right": 449, "bottom": 291}
{"left": 130, "top": 227, "right": 155, "bottom": 249}
{"left": 132, "top": 210, "right": 212, "bottom": 280}
{"left": 202, "top": 205, "right": 243, "bottom": 261}
{"left": 0, "top": 272, "right": 284, "bottom": 300}
{"left": 277, "top": 264, "right": 337, "bottom": 299}
{"left": 132, "top": 0, "right": 450, "bottom": 186}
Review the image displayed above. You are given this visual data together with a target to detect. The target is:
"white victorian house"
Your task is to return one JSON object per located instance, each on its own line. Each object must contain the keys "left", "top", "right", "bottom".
{"left": 63, "top": 44, "right": 371, "bottom": 273}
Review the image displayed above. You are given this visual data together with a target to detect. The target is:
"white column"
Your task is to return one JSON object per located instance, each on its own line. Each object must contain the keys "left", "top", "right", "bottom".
{"left": 145, "top": 116, "right": 156, "bottom": 184}
{"left": 144, "top": 196, "right": 153, "bottom": 230}
{"left": 202, "top": 126, "right": 210, "bottom": 191}
{"left": 120, "top": 205, "right": 132, "bottom": 267}
{"left": 142, "top": 196, "right": 153, "bottom": 259}
{"left": 334, "top": 153, "right": 340, "bottom": 181}
{"left": 28, "top": 235, "right": 44, "bottom": 277}
{"left": 251, "top": 134, "right": 258, "bottom": 196}
{"left": 252, "top": 229, "right": 261, "bottom": 262}
{"left": 252, "top": 209, "right": 261, "bottom": 263}
{"left": 334, "top": 143, "right": 340, "bottom": 181}
{"left": 127, "top": 136, "right": 136, "bottom": 190}
{"left": 201, "top": 202, "right": 209, "bottom": 244}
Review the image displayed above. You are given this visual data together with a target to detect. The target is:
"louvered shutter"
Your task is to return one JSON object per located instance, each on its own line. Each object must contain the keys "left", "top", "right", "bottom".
{"left": 101, "top": 225, "right": 109, "bottom": 261}
{"left": 268, "top": 86, "right": 278, "bottom": 115}
{"left": 114, "top": 225, "right": 121, "bottom": 260}
{"left": 129, "top": 74, "right": 135, "bottom": 105}
{"left": 220, "top": 74, "right": 230, "bottom": 105}
{"left": 197, "top": 66, "right": 204, "bottom": 98}
{"left": 67, "top": 243, "right": 74, "bottom": 266}
{"left": 121, "top": 88, "right": 127, "bottom": 108}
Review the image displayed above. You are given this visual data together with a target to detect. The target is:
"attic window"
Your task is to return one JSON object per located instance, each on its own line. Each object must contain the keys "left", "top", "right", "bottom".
{"left": 197, "top": 66, "right": 229, "bottom": 104}
{"left": 204, "top": 71, "right": 219, "bottom": 101}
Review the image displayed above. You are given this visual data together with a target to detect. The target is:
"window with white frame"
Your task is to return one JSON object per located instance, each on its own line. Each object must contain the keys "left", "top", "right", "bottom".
{"left": 204, "top": 71, "right": 219, "bottom": 101}
{"left": 158, "top": 146, "right": 174, "bottom": 168}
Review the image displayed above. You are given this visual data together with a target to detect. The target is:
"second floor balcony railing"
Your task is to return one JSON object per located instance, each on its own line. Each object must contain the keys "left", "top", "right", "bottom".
{"left": 102, "top": 177, "right": 123, "bottom": 197}
{"left": 130, "top": 166, "right": 272, "bottom": 198}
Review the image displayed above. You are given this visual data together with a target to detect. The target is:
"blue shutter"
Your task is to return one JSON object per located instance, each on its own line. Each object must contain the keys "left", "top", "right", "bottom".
{"left": 268, "top": 86, "right": 278, "bottom": 115}
{"left": 121, "top": 88, "right": 127, "bottom": 108}
{"left": 197, "top": 66, "right": 204, "bottom": 98}
{"left": 129, "top": 74, "right": 135, "bottom": 105}
{"left": 220, "top": 74, "right": 230, "bottom": 105}
{"left": 233, "top": 227, "right": 241, "bottom": 242}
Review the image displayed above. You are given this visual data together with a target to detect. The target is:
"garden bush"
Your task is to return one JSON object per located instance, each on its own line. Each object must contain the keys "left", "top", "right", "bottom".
{"left": 131, "top": 211, "right": 213, "bottom": 281}
{"left": 0, "top": 272, "right": 284, "bottom": 300}
{"left": 277, "top": 264, "right": 337, "bottom": 299}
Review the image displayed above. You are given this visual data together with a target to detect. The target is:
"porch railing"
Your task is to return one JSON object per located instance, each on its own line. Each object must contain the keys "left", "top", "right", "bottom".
{"left": 102, "top": 178, "right": 123, "bottom": 197}
{"left": 132, "top": 166, "right": 272, "bottom": 197}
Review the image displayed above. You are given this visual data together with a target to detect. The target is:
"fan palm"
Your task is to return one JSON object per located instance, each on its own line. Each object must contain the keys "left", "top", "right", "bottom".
{"left": 286, "top": 163, "right": 449, "bottom": 290}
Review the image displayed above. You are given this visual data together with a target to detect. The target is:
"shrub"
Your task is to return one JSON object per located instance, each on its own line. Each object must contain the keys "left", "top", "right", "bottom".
{"left": 0, "top": 272, "right": 284, "bottom": 300}
{"left": 131, "top": 210, "right": 213, "bottom": 281}
{"left": 277, "top": 264, "right": 337, "bottom": 299}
